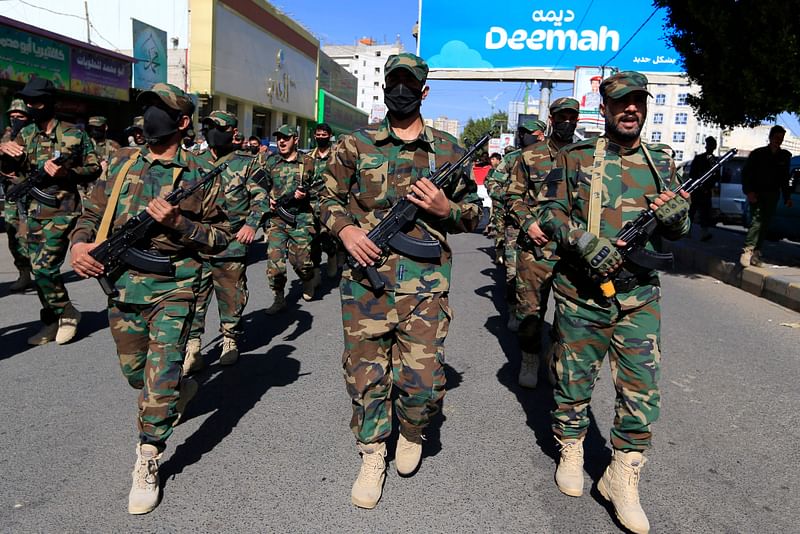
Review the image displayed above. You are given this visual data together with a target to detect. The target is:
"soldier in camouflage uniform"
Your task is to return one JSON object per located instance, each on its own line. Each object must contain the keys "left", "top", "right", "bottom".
{"left": 506, "top": 98, "right": 579, "bottom": 388}
{"left": 485, "top": 119, "right": 545, "bottom": 332}
{"left": 536, "top": 72, "right": 690, "bottom": 534}
{"left": 319, "top": 53, "right": 481, "bottom": 509}
{"left": 84, "top": 116, "right": 121, "bottom": 202}
{"left": 124, "top": 116, "right": 145, "bottom": 147}
{"left": 1, "top": 98, "right": 33, "bottom": 291}
{"left": 69, "top": 83, "right": 230, "bottom": 515}
{"left": 262, "top": 124, "right": 320, "bottom": 311}
{"left": 0, "top": 77, "right": 100, "bottom": 345}
{"left": 309, "top": 122, "right": 342, "bottom": 278}
{"left": 183, "top": 110, "right": 268, "bottom": 373}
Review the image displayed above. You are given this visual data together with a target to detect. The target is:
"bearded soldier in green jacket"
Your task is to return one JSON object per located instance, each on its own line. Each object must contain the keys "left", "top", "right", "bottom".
{"left": 69, "top": 83, "right": 230, "bottom": 515}
{"left": 536, "top": 72, "right": 690, "bottom": 534}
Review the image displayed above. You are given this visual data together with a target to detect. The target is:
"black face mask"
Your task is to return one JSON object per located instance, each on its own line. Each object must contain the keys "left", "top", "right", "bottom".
{"left": 26, "top": 101, "right": 55, "bottom": 124}
{"left": 384, "top": 83, "right": 423, "bottom": 120}
{"left": 249, "top": 145, "right": 260, "bottom": 154}
{"left": 552, "top": 121, "right": 577, "bottom": 142}
{"left": 87, "top": 128, "right": 105, "bottom": 141}
{"left": 315, "top": 137, "right": 331, "bottom": 149}
{"left": 206, "top": 128, "right": 234, "bottom": 152}
{"left": 521, "top": 133, "right": 542, "bottom": 147}
{"left": 143, "top": 105, "right": 181, "bottom": 146}
{"left": 10, "top": 117, "right": 30, "bottom": 138}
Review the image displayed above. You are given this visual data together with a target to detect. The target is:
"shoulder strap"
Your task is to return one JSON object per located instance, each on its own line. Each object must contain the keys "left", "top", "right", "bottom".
{"left": 640, "top": 143, "right": 667, "bottom": 192}
{"left": 94, "top": 150, "right": 140, "bottom": 244}
{"left": 588, "top": 137, "right": 607, "bottom": 235}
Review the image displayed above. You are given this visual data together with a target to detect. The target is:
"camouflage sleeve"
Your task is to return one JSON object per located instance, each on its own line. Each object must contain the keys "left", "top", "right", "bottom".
{"left": 506, "top": 155, "right": 535, "bottom": 232}
{"left": 174, "top": 175, "right": 231, "bottom": 254}
{"left": 67, "top": 129, "right": 102, "bottom": 183}
{"left": 245, "top": 163, "right": 269, "bottom": 228}
{"left": 660, "top": 156, "right": 691, "bottom": 240}
{"left": 319, "top": 136, "right": 357, "bottom": 236}
{"left": 437, "top": 165, "right": 482, "bottom": 234}
{"left": 536, "top": 151, "right": 585, "bottom": 251}
{"left": 70, "top": 153, "right": 118, "bottom": 244}
{"left": 484, "top": 167, "right": 506, "bottom": 201}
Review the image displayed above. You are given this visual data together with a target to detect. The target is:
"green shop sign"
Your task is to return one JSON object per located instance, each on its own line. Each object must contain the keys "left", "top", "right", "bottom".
{"left": 0, "top": 25, "right": 70, "bottom": 89}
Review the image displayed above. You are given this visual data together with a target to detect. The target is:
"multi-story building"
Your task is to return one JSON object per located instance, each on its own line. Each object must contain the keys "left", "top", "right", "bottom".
{"left": 723, "top": 124, "right": 800, "bottom": 156}
{"left": 424, "top": 116, "right": 460, "bottom": 138}
{"left": 322, "top": 38, "right": 404, "bottom": 117}
{"left": 507, "top": 98, "right": 541, "bottom": 131}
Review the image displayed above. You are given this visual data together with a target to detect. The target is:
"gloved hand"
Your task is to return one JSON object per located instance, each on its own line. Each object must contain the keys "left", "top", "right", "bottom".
{"left": 651, "top": 191, "right": 689, "bottom": 228}
{"left": 576, "top": 232, "right": 622, "bottom": 278}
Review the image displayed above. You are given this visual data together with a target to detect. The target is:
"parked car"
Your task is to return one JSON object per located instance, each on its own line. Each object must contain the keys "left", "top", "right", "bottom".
{"left": 678, "top": 155, "right": 748, "bottom": 225}
{"left": 769, "top": 155, "right": 800, "bottom": 242}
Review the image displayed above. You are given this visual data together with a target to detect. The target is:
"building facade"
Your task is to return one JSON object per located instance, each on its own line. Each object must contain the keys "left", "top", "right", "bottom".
{"left": 423, "top": 116, "right": 460, "bottom": 138}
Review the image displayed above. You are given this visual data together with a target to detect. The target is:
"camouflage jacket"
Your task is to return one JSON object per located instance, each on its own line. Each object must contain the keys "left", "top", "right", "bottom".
{"left": 92, "top": 138, "right": 121, "bottom": 164}
{"left": 11, "top": 120, "right": 101, "bottom": 218}
{"left": 263, "top": 151, "right": 319, "bottom": 227}
{"left": 319, "top": 117, "right": 482, "bottom": 294}
{"left": 309, "top": 146, "right": 331, "bottom": 217}
{"left": 536, "top": 135, "right": 690, "bottom": 310}
{"left": 195, "top": 148, "right": 269, "bottom": 258}
{"left": 485, "top": 149, "right": 520, "bottom": 202}
{"left": 71, "top": 146, "right": 231, "bottom": 304}
{"left": 507, "top": 137, "right": 564, "bottom": 233}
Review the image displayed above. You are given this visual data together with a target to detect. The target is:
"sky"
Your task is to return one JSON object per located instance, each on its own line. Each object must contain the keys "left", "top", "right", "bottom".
{"left": 3, "top": 0, "right": 799, "bottom": 135}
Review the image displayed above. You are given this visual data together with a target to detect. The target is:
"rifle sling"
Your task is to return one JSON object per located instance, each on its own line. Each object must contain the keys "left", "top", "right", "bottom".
{"left": 588, "top": 137, "right": 607, "bottom": 236}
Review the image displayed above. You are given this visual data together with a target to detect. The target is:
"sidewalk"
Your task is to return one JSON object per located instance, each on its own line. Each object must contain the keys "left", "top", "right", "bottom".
{"left": 663, "top": 225, "right": 800, "bottom": 312}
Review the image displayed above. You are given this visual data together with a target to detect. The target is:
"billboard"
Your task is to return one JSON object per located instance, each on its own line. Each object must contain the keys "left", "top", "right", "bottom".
{"left": 132, "top": 19, "right": 167, "bottom": 89}
{"left": 71, "top": 48, "right": 131, "bottom": 101}
{"left": 574, "top": 66, "right": 607, "bottom": 132}
{"left": 0, "top": 24, "right": 70, "bottom": 89}
{"left": 417, "top": 1, "right": 681, "bottom": 74}
{"left": 318, "top": 90, "right": 368, "bottom": 136}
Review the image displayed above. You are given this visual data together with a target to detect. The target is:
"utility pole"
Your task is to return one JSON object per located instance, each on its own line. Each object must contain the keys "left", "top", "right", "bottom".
{"left": 84, "top": 0, "right": 91, "bottom": 44}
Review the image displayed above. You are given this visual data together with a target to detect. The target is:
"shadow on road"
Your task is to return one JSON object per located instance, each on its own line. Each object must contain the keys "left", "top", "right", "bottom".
{"left": 160, "top": 343, "right": 305, "bottom": 483}
{"left": 0, "top": 309, "right": 108, "bottom": 360}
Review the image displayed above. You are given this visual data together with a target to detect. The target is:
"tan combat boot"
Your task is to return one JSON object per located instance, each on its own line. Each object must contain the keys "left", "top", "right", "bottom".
{"left": 55, "top": 303, "right": 81, "bottom": 345}
{"left": 265, "top": 290, "right": 286, "bottom": 314}
{"left": 9, "top": 268, "right": 32, "bottom": 292}
{"left": 554, "top": 436, "right": 585, "bottom": 497}
{"left": 27, "top": 321, "right": 58, "bottom": 346}
{"left": 128, "top": 443, "right": 162, "bottom": 514}
{"left": 219, "top": 336, "right": 239, "bottom": 366}
{"left": 739, "top": 246, "right": 754, "bottom": 267}
{"left": 173, "top": 377, "right": 199, "bottom": 427}
{"left": 395, "top": 426, "right": 423, "bottom": 475}
{"left": 518, "top": 351, "right": 540, "bottom": 389}
{"left": 597, "top": 449, "right": 650, "bottom": 534}
{"left": 351, "top": 441, "right": 386, "bottom": 509}
{"left": 302, "top": 268, "right": 320, "bottom": 301}
{"left": 183, "top": 338, "right": 205, "bottom": 375}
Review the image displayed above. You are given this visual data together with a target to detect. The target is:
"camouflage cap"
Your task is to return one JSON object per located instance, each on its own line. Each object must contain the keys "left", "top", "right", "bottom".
{"left": 88, "top": 116, "right": 107, "bottom": 127}
{"left": 273, "top": 124, "right": 297, "bottom": 137}
{"left": 7, "top": 98, "right": 28, "bottom": 115}
{"left": 519, "top": 118, "right": 547, "bottom": 133}
{"left": 132, "top": 116, "right": 144, "bottom": 129}
{"left": 384, "top": 53, "right": 429, "bottom": 83}
{"left": 599, "top": 71, "right": 652, "bottom": 100}
{"left": 549, "top": 97, "right": 580, "bottom": 114}
{"left": 202, "top": 110, "right": 238, "bottom": 128}
{"left": 136, "top": 82, "right": 195, "bottom": 115}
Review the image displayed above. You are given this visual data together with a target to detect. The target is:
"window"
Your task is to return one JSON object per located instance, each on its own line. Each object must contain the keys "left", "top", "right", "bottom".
{"left": 375, "top": 51, "right": 381, "bottom": 57}
{"left": 362, "top": 75, "right": 365, "bottom": 80}
{"left": 650, "top": 132, "right": 662, "bottom": 143}
{"left": 363, "top": 60, "right": 366, "bottom": 66}
{"left": 675, "top": 112, "right": 688, "bottom": 125}
{"left": 373, "top": 95, "right": 379, "bottom": 101}
{"left": 653, "top": 113, "right": 664, "bottom": 124}
{"left": 375, "top": 67, "right": 380, "bottom": 74}
{"left": 673, "top": 131, "right": 686, "bottom": 143}
{"left": 354, "top": 70, "right": 358, "bottom": 74}
{"left": 655, "top": 94, "right": 666, "bottom": 105}
{"left": 695, "top": 133, "right": 701, "bottom": 143}
{"left": 677, "top": 93, "right": 689, "bottom": 105}
{"left": 374, "top": 81, "right": 380, "bottom": 87}
{"left": 675, "top": 150, "right": 684, "bottom": 161}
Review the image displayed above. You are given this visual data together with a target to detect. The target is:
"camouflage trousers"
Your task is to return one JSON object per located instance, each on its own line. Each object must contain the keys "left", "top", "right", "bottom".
{"left": 3, "top": 200, "right": 30, "bottom": 272}
{"left": 190, "top": 258, "right": 248, "bottom": 340}
{"left": 551, "top": 292, "right": 662, "bottom": 451}
{"left": 340, "top": 279, "right": 451, "bottom": 444}
{"left": 491, "top": 200, "right": 506, "bottom": 249}
{"left": 311, "top": 226, "right": 339, "bottom": 268}
{"left": 265, "top": 217, "right": 315, "bottom": 291}
{"left": 503, "top": 224, "right": 520, "bottom": 304}
{"left": 515, "top": 242, "right": 557, "bottom": 352}
{"left": 109, "top": 294, "right": 194, "bottom": 448}
{"left": 27, "top": 215, "right": 77, "bottom": 323}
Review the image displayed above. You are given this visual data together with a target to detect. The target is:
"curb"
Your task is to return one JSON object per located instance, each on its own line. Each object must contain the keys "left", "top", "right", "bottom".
{"left": 663, "top": 240, "right": 800, "bottom": 313}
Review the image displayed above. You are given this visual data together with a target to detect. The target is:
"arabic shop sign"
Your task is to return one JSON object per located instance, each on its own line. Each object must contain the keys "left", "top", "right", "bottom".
{"left": 71, "top": 48, "right": 131, "bottom": 101}
{"left": 132, "top": 18, "right": 167, "bottom": 89}
{"left": 417, "top": 0, "right": 681, "bottom": 73}
{"left": 0, "top": 25, "right": 70, "bottom": 89}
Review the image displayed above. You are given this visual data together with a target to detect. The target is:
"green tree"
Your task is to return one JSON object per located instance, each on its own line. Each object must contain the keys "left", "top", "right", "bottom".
{"left": 655, "top": 0, "right": 800, "bottom": 127}
{"left": 461, "top": 112, "right": 508, "bottom": 148}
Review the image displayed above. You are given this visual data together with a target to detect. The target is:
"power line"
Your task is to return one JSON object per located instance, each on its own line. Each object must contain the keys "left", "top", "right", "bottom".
{"left": 550, "top": 0, "right": 595, "bottom": 71}
{"left": 17, "top": 0, "right": 84, "bottom": 20}
{"left": 602, "top": 7, "right": 660, "bottom": 68}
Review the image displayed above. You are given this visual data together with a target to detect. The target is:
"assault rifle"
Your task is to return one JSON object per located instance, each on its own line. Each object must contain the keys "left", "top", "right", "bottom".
{"left": 5, "top": 155, "right": 67, "bottom": 207}
{"left": 599, "top": 148, "right": 737, "bottom": 298}
{"left": 349, "top": 133, "right": 490, "bottom": 291}
{"left": 89, "top": 161, "right": 230, "bottom": 297}
{"left": 273, "top": 169, "right": 312, "bottom": 226}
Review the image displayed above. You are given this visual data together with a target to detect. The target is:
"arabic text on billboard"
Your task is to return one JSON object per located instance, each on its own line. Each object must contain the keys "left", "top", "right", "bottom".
{"left": 132, "top": 19, "right": 167, "bottom": 89}
{"left": 418, "top": 1, "right": 680, "bottom": 73}
{"left": 71, "top": 48, "right": 131, "bottom": 101}
{"left": 0, "top": 25, "right": 70, "bottom": 89}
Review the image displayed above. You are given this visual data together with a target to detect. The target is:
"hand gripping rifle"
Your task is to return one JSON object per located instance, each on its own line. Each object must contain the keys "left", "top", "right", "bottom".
{"left": 5, "top": 155, "right": 67, "bottom": 207}
{"left": 274, "top": 169, "right": 312, "bottom": 226}
{"left": 349, "top": 133, "right": 490, "bottom": 291}
{"left": 89, "top": 161, "right": 230, "bottom": 297}
{"left": 599, "top": 148, "right": 737, "bottom": 298}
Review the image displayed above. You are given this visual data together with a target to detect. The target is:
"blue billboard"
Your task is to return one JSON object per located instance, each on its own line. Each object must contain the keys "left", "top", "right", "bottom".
{"left": 417, "top": 1, "right": 681, "bottom": 74}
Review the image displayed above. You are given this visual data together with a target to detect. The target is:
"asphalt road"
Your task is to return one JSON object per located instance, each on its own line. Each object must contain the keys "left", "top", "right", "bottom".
{"left": 0, "top": 231, "right": 798, "bottom": 533}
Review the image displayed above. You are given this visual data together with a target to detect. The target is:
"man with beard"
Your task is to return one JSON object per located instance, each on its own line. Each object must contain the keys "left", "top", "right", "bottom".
{"left": 507, "top": 98, "right": 580, "bottom": 388}
{"left": 183, "top": 110, "right": 268, "bottom": 373}
{"left": 0, "top": 77, "right": 101, "bottom": 345}
{"left": 262, "top": 124, "right": 319, "bottom": 311}
{"left": 309, "top": 122, "right": 342, "bottom": 278}
{"left": 319, "top": 53, "right": 481, "bottom": 509}
{"left": 1, "top": 99, "right": 33, "bottom": 291}
{"left": 536, "top": 72, "right": 690, "bottom": 534}
{"left": 69, "top": 83, "right": 230, "bottom": 514}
